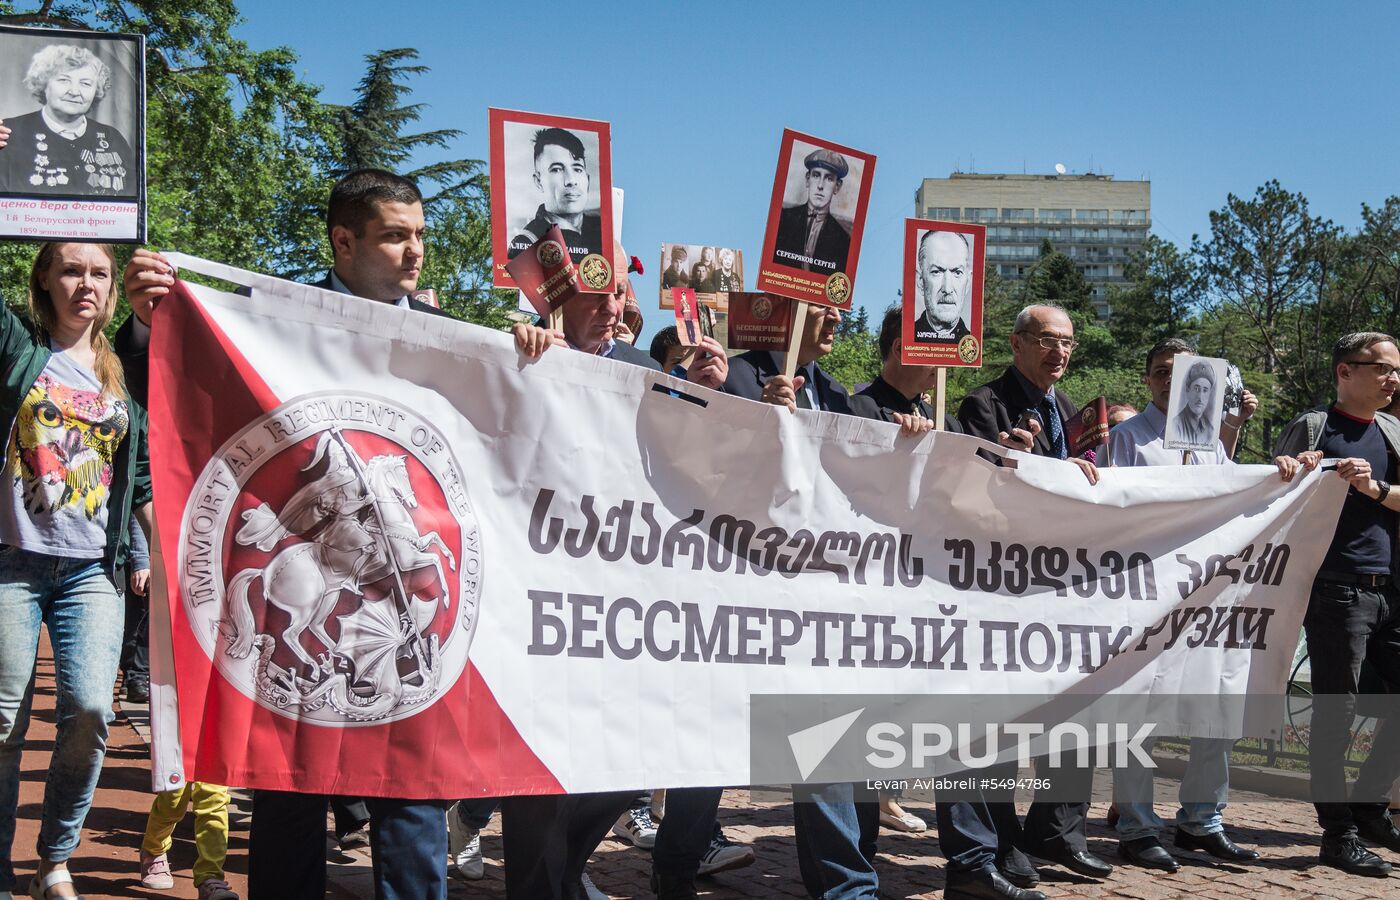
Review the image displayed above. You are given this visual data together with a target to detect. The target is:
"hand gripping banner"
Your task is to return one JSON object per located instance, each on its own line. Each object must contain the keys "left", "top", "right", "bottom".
{"left": 147, "top": 255, "right": 1348, "bottom": 797}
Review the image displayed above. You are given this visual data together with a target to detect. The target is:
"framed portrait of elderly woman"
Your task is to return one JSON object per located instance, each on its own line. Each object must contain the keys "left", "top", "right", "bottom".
{"left": 1164, "top": 353, "right": 1229, "bottom": 453}
{"left": 0, "top": 25, "right": 145, "bottom": 242}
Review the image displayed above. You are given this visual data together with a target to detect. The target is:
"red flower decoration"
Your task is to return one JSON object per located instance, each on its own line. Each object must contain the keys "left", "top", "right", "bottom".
{"left": 628, "top": 255, "right": 644, "bottom": 275}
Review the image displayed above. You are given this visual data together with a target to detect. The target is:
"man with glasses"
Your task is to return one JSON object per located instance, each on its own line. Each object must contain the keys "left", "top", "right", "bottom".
{"left": 956, "top": 304, "right": 1107, "bottom": 889}
{"left": 1275, "top": 331, "right": 1400, "bottom": 877}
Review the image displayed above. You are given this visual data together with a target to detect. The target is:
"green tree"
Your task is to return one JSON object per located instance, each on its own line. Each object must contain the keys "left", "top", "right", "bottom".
{"left": 1108, "top": 234, "right": 1201, "bottom": 366}
{"left": 332, "top": 47, "right": 513, "bottom": 326}
{"left": 823, "top": 303, "right": 879, "bottom": 390}
{"left": 1022, "top": 239, "right": 1096, "bottom": 318}
{"left": 1193, "top": 181, "right": 1331, "bottom": 448}
{"left": 330, "top": 48, "right": 483, "bottom": 203}
{"left": 1, "top": 0, "right": 339, "bottom": 298}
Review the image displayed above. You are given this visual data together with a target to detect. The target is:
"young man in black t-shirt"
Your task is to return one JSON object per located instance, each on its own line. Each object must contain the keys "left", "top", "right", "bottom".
{"left": 1276, "top": 331, "right": 1400, "bottom": 877}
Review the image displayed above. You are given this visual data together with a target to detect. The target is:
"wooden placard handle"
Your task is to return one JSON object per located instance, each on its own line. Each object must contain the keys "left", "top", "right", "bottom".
{"left": 783, "top": 301, "right": 809, "bottom": 380}
{"left": 933, "top": 367, "right": 947, "bottom": 431}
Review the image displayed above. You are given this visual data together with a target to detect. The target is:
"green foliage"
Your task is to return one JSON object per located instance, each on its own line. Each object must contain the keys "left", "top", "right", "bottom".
{"left": 332, "top": 47, "right": 512, "bottom": 327}
{"left": 1022, "top": 242, "right": 1096, "bottom": 318}
{"left": 0, "top": 6, "right": 512, "bottom": 329}
{"left": 824, "top": 304, "right": 880, "bottom": 390}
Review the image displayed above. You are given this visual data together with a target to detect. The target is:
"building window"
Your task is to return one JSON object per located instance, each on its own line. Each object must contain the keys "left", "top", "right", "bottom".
{"left": 1113, "top": 209, "right": 1148, "bottom": 223}
{"left": 1039, "top": 208, "right": 1071, "bottom": 222}
{"left": 926, "top": 206, "right": 960, "bottom": 219}
{"left": 963, "top": 207, "right": 997, "bottom": 222}
{"left": 1002, "top": 207, "right": 1034, "bottom": 220}
{"left": 1072, "top": 228, "right": 1105, "bottom": 240}
{"left": 1074, "top": 209, "right": 1109, "bottom": 221}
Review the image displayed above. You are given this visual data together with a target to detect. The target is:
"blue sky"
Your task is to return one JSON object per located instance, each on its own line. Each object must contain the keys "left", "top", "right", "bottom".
{"left": 237, "top": 0, "right": 1400, "bottom": 342}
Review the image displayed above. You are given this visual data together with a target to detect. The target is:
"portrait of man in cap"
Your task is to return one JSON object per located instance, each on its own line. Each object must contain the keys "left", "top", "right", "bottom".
{"left": 506, "top": 125, "right": 603, "bottom": 260}
{"left": 661, "top": 244, "right": 690, "bottom": 289}
{"left": 772, "top": 146, "right": 852, "bottom": 275}
{"left": 913, "top": 229, "right": 973, "bottom": 343}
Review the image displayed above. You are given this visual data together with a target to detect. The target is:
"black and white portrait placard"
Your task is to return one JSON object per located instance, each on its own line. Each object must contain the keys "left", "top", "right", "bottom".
{"left": 1164, "top": 353, "right": 1229, "bottom": 453}
{"left": 489, "top": 108, "right": 615, "bottom": 294}
{"left": 0, "top": 25, "right": 146, "bottom": 242}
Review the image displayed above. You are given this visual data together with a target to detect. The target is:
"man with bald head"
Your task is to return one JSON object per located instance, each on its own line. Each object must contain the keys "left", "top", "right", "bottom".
{"left": 913, "top": 230, "right": 972, "bottom": 344}
{"left": 956, "top": 304, "right": 1108, "bottom": 889}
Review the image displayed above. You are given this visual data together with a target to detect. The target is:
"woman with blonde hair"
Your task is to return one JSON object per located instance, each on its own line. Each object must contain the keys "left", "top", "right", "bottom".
{"left": 0, "top": 242, "right": 152, "bottom": 899}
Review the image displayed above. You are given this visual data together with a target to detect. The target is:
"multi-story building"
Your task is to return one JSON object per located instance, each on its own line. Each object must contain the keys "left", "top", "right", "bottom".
{"left": 914, "top": 172, "right": 1150, "bottom": 314}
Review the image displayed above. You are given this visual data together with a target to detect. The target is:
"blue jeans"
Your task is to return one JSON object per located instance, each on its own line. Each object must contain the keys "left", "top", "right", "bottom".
{"left": 1112, "top": 736, "right": 1232, "bottom": 840}
{"left": 248, "top": 790, "right": 450, "bottom": 899}
{"left": 0, "top": 548, "right": 123, "bottom": 891}
{"left": 791, "top": 783, "right": 879, "bottom": 899}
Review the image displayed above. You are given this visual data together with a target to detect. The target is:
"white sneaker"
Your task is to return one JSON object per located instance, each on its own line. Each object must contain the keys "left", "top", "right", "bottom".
{"left": 611, "top": 805, "right": 658, "bottom": 849}
{"left": 579, "top": 872, "right": 608, "bottom": 900}
{"left": 446, "top": 802, "right": 484, "bottom": 880}
{"left": 698, "top": 828, "right": 755, "bottom": 876}
{"left": 140, "top": 851, "right": 175, "bottom": 889}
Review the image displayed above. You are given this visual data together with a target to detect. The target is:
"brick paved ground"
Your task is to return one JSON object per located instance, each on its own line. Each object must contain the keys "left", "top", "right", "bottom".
{"left": 13, "top": 638, "right": 1400, "bottom": 898}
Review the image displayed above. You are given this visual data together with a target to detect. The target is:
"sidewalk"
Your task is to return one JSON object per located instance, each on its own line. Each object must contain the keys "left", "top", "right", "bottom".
{"left": 16, "top": 635, "right": 1400, "bottom": 898}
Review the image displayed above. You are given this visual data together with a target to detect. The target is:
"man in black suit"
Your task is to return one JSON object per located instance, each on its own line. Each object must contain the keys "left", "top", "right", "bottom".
{"left": 850, "top": 306, "right": 1049, "bottom": 900}
{"left": 772, "top": 149, "right": 852, "bottom": 276}
{"left": 723, "top": 302, "right": 852, "bottom": 414}
{"left": 119, "top": 169, "right": 555, "bottom": 900}
{"left": 852, "top": 305, "right": 964, "bottom": 432}
{"left": 958, "top": 304, "right": 1107, "bottom": 888}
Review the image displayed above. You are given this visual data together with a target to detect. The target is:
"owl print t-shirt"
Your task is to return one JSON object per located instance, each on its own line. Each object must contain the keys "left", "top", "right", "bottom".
{"left": 0, "top": 348, "right": 129, "bottom": 558}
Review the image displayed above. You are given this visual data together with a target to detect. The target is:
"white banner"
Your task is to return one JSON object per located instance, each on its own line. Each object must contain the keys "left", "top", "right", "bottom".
{"left": 152, "top": 254, "right": 1348, "bottom": 796}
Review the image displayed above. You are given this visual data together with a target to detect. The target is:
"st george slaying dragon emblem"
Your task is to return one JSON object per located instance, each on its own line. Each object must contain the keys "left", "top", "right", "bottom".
{"left": 179, "top": 392, "right": 481, "bottom": 725}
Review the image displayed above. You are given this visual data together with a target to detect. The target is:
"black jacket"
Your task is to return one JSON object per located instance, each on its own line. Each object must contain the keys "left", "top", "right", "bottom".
{"left": 957, "top": 367, "right": 1077, "bottom": 458}
{"left": 722, "top": 350, "right": 852, "bottom": 415}
{"left": 772, "top": 204, "right": 851, "bottom": 275}
{"left": 851, "top": 375, "right": 962, "bottom": 433}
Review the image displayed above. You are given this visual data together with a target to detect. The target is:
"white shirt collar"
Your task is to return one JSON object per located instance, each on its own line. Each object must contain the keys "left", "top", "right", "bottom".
{"left": 328, "top": 270, "right": 409, "bottom": 308}
{"left": 41, "top": 109, "right": 87, "bottom": 140}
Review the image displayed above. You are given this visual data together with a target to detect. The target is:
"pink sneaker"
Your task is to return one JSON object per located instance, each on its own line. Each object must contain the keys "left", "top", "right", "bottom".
{"left": 197, "top": 879, "right": 238, "bottom": 900}
{"left": 139, "top": 851, "right": 174, "bottom": 890}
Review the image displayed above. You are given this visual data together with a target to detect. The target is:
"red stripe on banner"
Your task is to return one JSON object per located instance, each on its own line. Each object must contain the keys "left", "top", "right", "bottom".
{"left": 149, "top": 280, "right": 561, "bottom": 797}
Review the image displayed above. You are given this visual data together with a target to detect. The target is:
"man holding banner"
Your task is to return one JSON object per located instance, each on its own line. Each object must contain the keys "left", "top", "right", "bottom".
{"left": 1275, "top": 331, "right": 1400, "bottom": 877}
{"left": 120, "top": 168, "right": 555, "bottom": 900}
{"left": 958, "top": 304, "right": 1106, "bottom": 885}
{"left": 1107, "top": 338, "right": 1277, "bottom": 872}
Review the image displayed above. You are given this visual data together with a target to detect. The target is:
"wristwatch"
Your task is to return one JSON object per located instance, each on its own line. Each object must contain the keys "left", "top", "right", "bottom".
{"left": 1377, "top": 480, "right": 1392, "bottom": 504}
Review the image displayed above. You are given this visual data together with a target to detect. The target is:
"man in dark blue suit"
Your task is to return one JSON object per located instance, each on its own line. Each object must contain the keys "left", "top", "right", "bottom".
{"left": 723, "top": 302, "right": 852, "bottom": 413}
{"left": 119, "top": 169, "right": 554, "bottom": 900}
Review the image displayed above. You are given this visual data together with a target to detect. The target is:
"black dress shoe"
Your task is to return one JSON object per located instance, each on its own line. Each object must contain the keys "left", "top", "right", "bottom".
{"left": 1117, "top": 836, "right": 1180, "bottom": 873}
{"left": 1356, "top": 816, "right": 1400, "bottom": 853}
{"left": 125, "top": 678, "right": 150, "bottom": 703}
{"left": 944, "top": 869, "right": 1048, "bottom": 900}
{"left": 1030, "top": 845, "right": 1113, "bottom": 878}
{"left": 649, "top": 870, "right": 699, "bottom": 900}
{"left": 1174, "top": 829, "right": 1260, "bottom": 861}
{"left": 1319, "top": 836, "right": 1393, "bottom": 877}
{"left": 996, "top": 847, "right": 1040, "bottom": 888}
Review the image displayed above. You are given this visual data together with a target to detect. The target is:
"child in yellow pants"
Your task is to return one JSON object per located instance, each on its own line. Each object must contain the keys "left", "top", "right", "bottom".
{"left": 140, "top": 782, "right": 239, "bottom": 899}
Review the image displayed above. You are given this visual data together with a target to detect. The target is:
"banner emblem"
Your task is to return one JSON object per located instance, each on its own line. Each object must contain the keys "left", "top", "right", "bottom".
{"left": 178, "top": 391, "right": 481, "bottom": 726}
